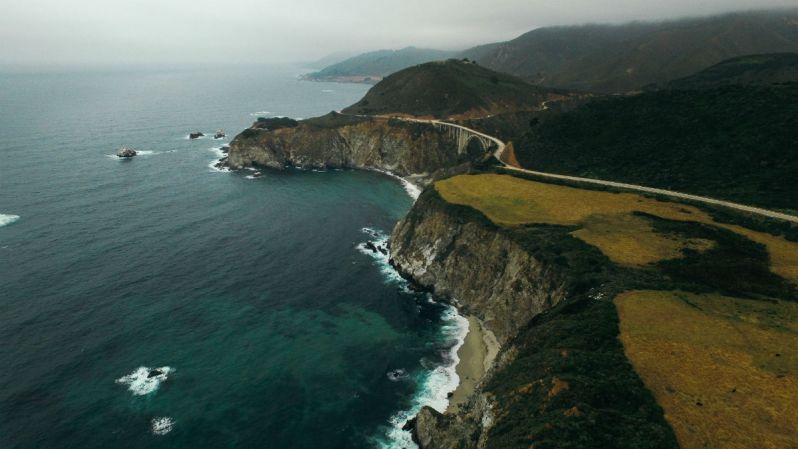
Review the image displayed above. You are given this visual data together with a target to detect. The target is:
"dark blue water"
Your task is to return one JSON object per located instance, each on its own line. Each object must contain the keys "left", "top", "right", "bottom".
{"left": 0, "top": 67, "right": 464, "bottom": 449}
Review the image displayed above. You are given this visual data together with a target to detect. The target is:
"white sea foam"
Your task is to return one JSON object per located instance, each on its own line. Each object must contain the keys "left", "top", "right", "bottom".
{"left": 249, "top": 111, "right": 271, "bottom": 116}
{"left": 208, "top": 147, "right": 230, "bottom": 172}
{"left": 355, "top": 228, "right": 406, "bottom": 286}
{"left": 0, "top": 214, "right": 20, "bottom": 227}
{"left": 368, "top": 169, "right": 421, "bottom": 200}
{"left": 379, "top": 307, "right": 468, "bottom": 449}
{"left": 356, "top": 228, "right": 469, "bottom": 449}
{"left": 115, "top": 366, "right": 173, "bottom": 396}
{"left": 151, "top": 417, "right": 174, "bottom": 435}
{"left": 322, "top": 89, "right": 334, "bottom": 93}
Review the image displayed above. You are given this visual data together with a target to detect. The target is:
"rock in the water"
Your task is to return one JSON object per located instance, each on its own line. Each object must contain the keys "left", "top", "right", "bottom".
{"left": 365, "top": 241, "right": 379, "bottom": 253}
{"left": 214, "top": 130, "right": 226, "bottom": 139}
{"left": 220, "top": 145, "right": 230, "bottom": 154}
{"left": 189, "top": 132, "right": 204, "bottom": 139}
{"left": 378, "top": 245, "right": 388, "bottom": 255}
{"left": 117, "top": 147, "right": 137, "bottom": 158}
{"left": 148, "top": 369, "right": 164, "bottom": 378}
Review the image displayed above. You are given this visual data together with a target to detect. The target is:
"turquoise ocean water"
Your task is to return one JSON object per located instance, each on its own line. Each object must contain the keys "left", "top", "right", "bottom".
{"left": 0, "top": 66, "right": 465, "bottom": 448}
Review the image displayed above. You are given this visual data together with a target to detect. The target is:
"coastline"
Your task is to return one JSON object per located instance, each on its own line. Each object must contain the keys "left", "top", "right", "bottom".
{"left": 447, "top": 316, "right": 500, "bottom": 413}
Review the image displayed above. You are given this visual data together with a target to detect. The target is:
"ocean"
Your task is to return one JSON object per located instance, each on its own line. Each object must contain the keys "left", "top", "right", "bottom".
{"left": 0, "top": 66, "right": 466, "bottom": 448}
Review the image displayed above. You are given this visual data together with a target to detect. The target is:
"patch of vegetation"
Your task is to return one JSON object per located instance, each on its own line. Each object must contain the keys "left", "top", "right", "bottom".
{"left": 649, "top": 216, "right": 798, "bottom": 300}
{"left": 658, "top": 53, "right": 798, "bottom": 90}
{"left": 436, "top": 174, "right": 798, "bottom": 285}
{"left": 616, "top": 290, "right": 798, "bottom": 449}
{"left": 514, "top": 83, "right": 798, "bottom": 210}
{"left": 484, "top": 296, "right": 679, "bottom": 449}
{"left": 302, "top": 112, "right": 369, "bottom": 129}
{"left": 252, "top": 116, "right": 299, "bottom": 130}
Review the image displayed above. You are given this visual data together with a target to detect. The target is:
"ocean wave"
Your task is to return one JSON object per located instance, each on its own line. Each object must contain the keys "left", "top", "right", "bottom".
{"left": 387, "top": 368, "right": 408, "bottom": 382}
{"left": 379, "top": 307, "right": 468, "bottom": 449}
{"left": 115, "top": 366, "right": 173, "bottom": 396}
{"left": 249, "top": 111, "right": 271, "bottom": 116}
{"left": 357, "top": 227, "right": 468, "bottom": 449}
{"left": 0, "top": 214, "right": 20, "bottom": 227}
{"left": 151, "top": 417, "right": 174, "bottom": 435}
{"left": 355, "top": 228, "right": 406, "bottom": 286}
{"left": 208, "top": 147, "right": 230, "bottom": 172}
{"left": 368, "top": 169, "right": 421, "bottom": 200}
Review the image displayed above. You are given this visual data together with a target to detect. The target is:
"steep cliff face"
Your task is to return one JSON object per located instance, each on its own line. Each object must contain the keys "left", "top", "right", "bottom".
{"left": 390, "top": 189, "right": 567, "bottom": 346}
{"left": 389, "top": 188, "right": 681, "bottom": 449}
{"left": 224, "top": 114, "right": 490, "bottom": 180}
{"left": 390, "top": 189, "right": 569, "bottom": 449}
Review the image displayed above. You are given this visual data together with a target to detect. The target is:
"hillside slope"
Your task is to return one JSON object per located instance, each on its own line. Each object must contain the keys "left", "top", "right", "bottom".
{"left": 342, "top": 59, "right": 566, "bottom": 118}
{"left": 461, "top": 10, "right": 798, "bottom": 93}
{"left": 660, "top": 52, "right": 798, "bottom": 90}
{"left": 302, "top": 47, "right": 455, "bottom": 83}
{"left": 512, "top": 80, "right": 798, "bottom": 211}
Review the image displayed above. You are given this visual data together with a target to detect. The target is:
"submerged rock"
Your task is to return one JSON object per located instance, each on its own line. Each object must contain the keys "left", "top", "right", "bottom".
{"left": 365, "top": 241, "right": 379, "bottom": 253}
{"left": 189, "top": 132, "right": 204, "bottom": 139}
{"left": 147, "top": 369, "right": 164, "bottom": 378}
{"left": 117, "top": 147, "right": 137, "bottom": 158}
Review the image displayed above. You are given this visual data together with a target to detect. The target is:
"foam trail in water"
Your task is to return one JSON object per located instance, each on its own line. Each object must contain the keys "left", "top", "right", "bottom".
{"left": 356, "top": 228, "right": 468, "bottom": 449}
{"left": 368, "top": 169, "right": 421, "bottom": 200}
{"left": 0, "top": 214, "right": 20, "bottom": 227}
{"left": 249, "top": 111, "right": 271, "bottom": 116}
{"left": 116, "top": 366, "right": 173, "bottom": 396}
{"left": 151, "top": 417, "right": 174, "bottom": 435}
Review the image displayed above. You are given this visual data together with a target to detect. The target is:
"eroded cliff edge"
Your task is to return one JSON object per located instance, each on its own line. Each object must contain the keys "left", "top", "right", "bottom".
{"left": 388, "top": 187, "right": 678, "bottom": 449}
{"left": 222, "top": 113, "right": 492, "bottom": 183}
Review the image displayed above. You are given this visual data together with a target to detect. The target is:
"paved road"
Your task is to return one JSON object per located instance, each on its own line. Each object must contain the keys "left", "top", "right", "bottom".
{"left": 354, "top": 113, "right": 798, "bottom": 225}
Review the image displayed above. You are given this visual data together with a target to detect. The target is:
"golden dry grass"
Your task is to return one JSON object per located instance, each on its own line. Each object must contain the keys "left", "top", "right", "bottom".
{"left": 615, "top": 290, "right": 798, "bottom": 449}
{"left": 434, "top": 174, "right": 798, "bottom": 280}
{"left": 572, "top": 214, "right": 715, "bottom": 266}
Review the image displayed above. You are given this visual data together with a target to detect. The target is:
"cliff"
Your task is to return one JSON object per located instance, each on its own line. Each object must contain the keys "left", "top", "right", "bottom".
{"left": 223, "top": 113, "right": 492, "bottom": 182}
{"left": 389, "top": 187, "right": 679, "bottom": 449}
{"left": 390, "top": 189, "right": 567, "bottom": 346}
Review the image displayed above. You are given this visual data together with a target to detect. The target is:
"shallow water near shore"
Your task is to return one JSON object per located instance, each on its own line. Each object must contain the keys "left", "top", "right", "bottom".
{"left": 0, "top": 66, "right": 464, "bottom": 448}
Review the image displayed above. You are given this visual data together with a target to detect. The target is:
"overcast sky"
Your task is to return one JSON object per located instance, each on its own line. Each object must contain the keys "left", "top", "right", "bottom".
{"left": 1, "top": 0, "right": 797, "bottom": 69}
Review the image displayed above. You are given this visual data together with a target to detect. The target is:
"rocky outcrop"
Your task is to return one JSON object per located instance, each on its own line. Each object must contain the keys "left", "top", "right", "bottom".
{"left": 389, "top": 189, "right": 569, "bottom": 449}
{"left": 223, "top": 114, "right": 491, "bottom": 182}
{"left": 189, "top": 132, "right": 204, "bottom": 139}
{"left": 117, "top": 147, "right": 137, "bottom": 158}
{"left": 390, "top": 189, "right": 566, "bottom": 346}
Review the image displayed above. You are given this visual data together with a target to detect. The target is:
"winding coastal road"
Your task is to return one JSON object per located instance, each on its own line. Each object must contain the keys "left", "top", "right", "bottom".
{"left": 356, "top": 113, "right": 798, "bottom": 225}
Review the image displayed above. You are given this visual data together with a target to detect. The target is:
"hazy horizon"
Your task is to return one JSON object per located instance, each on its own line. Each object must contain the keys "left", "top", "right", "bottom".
{"left": 2, "top": 0, "right": 798, "bottom": 71}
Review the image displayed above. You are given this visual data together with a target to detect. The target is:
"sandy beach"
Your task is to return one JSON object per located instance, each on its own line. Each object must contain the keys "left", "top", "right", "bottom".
{"left": 447, "top": 316, "right": 500, "bottom": 413}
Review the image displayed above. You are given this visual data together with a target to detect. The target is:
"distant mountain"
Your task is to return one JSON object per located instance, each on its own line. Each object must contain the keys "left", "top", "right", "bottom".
{"left": 342, "top": 59, "right": 568, "bottom": 119}
{"left": 659, "top": 52, "right": 798, "bottom": 90}
{"left": 302, "top": 51, "right": 358, "bottom": 70}
{"left": 460, "top": 10, "right": 798, "bottom": 93}
{"left": 302, "top": 47, "right": 456, "bottom": 84}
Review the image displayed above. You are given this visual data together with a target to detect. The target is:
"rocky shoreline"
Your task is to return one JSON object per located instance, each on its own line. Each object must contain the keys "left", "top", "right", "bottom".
{"left": 388, "top": 188, "right": 571, "bottom": 449}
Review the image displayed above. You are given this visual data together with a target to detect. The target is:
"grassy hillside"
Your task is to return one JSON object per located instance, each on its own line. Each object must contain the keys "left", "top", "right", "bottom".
{"left": 342, "top": 59, "right": 565, "bottom": 118}
{"left": 429, "top": 173, "right": 798, "bottom": 448}
{"left": 512, "top": 82, "right": 798, "bottom": 211}
{"left": 659, "top": 52, "right": 798, "bottom": 90}
{"left": 302, "top": 47, "right": 455, "bottom": 83}
{"left": 460, "top": 10, "right": 798, "bottom": 93}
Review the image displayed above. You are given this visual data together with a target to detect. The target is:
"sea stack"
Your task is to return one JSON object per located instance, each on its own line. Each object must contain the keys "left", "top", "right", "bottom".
{"left": 117, "top": 147, "right": 137, "bottom": 158}
{"left": 189, "top": 132, "right": 204, "bottom": 139}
